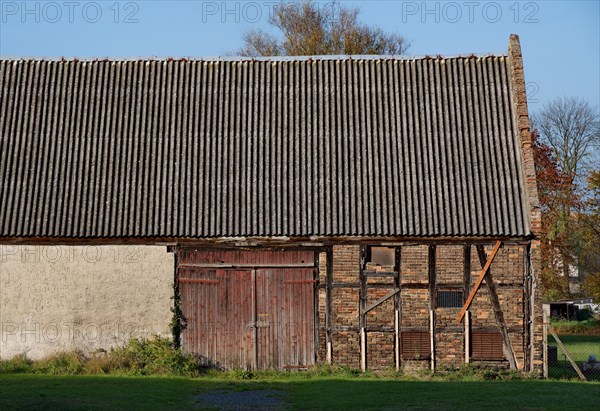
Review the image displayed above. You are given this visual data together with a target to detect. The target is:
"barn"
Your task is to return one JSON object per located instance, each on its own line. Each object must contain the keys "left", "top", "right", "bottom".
{"left": 0, "top": 34, "right": 543, "bottom": 373}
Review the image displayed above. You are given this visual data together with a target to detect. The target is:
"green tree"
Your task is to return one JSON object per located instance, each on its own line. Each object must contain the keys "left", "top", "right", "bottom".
{"left": 237, "top": 1, "right": 409, "bottom": 56}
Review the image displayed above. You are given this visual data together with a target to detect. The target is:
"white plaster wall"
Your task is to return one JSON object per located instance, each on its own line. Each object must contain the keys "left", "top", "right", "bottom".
{"left": 0, "top": 245, "right": 173, "bottom": 359}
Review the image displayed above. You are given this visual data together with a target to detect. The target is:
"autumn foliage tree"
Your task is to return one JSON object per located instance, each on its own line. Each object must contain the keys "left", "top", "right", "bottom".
{"left": 580, "top": 170, "right": 600, "bottom": 300}
{"left": 237, "top": 1, "right": 409, "bottom": 56}
{"left": 532, "top": 130, "right": 575, "bottom": 300}
{"left": 532, "top": 97, "right": 600, "bottom": 301}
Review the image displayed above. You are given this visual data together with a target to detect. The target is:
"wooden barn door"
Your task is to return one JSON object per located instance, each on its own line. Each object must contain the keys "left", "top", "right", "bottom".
{"left": 177, "top": 249, "right": 316, "bottom": 370}
{"left": 255, "top": 268, "right": 316, "bottom": 369}
{"left": 178, "top": 267, "right": 255, "bottom": 369}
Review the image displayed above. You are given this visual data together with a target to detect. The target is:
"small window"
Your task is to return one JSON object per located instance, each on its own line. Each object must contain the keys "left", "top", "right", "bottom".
{"left": 437, "top": 290, "right": 463, "bottom": 308}
{"left": 366, "top": 247, "right": 396, "bottom": 271}
{"left": 401, "top": 331, "right": 431, "bottom": 360}
{"left": 471, "top": 332, "right": 504, "bottom": 360}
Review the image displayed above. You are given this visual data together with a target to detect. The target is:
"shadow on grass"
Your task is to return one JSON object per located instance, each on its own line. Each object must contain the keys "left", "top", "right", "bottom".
{"left": 1, "top": 374, "right": 599, "bottom": 411}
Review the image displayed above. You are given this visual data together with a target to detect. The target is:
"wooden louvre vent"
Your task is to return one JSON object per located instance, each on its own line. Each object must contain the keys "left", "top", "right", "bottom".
{"left": 401, "top": 332, "right": 431, "bottom": 360}
{"left": 471, "top": 332, "right": 504, "bottom": 360}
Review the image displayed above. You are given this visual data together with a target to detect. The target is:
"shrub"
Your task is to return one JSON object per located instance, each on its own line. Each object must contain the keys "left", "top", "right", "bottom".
{"left": 229, "top": 369, "right": 254, "bottom": 380}
{"left": 0, "top": 354, "right": 32, "bottom": 374}
{"left": 0, "top": 337, "right": 202, "bottom": 377}
{"left": 33, "top": 351, "right": 87, "bottom": 375}
{"left": 552, "top": 318, "right": 600, "bottom": 335}
{"left": 576, "top": 308, "right": 593, "bottom": 321}
{"left": 109, "top": 337, "right": 200, "bottom": 376}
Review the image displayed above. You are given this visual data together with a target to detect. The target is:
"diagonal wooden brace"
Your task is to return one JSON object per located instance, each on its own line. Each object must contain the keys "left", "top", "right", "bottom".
{"left": 548, "top": 325, "right": 587, "bottom": 381}
{"left": 361, "top": 288, "right": 400, "bottom": 315}
{"left": 476, "top": 244, "right": 518, "bottom": 370}
{"left": 457, "top": 240, "right": 502, "bottom": 323}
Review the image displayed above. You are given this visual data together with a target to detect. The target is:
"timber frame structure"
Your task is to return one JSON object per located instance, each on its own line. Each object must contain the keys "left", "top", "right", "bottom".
{"left": 315, "top": 239, "right": 539, "bottom": 372}
{"left": 0, "top": 35, "right": 543, "bottom": 372}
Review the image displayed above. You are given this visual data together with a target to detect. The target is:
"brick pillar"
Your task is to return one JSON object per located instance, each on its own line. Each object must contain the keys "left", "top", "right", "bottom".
{"left": 508, "top": 34, "right": 543, "bottom": 374}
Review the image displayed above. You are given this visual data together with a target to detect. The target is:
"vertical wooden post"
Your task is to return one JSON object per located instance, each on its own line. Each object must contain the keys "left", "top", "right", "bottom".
{"left": 173, "top": 247, "right": 181, "bottom": 349}
{"left": 523, "top": 244, "right": 532, "bottom": 372}
{"left": 326, "top": 247, "right": 333, "bottom": 364}
{"left": 429, "top": 310, "right": 435, "bottom": 371}
{"left": 465, "top": 311, "right": 471, "bottom": 364}
{"left": 314, "top": 252, "right": 320, "bottom": 365}
{"left": 394, "top": 307, "right": 400, "bottom": 372}
{"left": 463, "top": 245, "right": 471, "bottom": 365}
{"left": 543, "top": 307, "right": 548, "bottom": 379}
{"left": 359, "top": 246, "right": 367, "bottom": 372}
{"left": 528, "top": 243, "right": 537, "bottom": 373}
{"left": 360, "top": 328, "right": 367, "bottom": 372}
{"left": 428, "top": 245, "right": 436, "bottom": 371}
{"left": 395, "top": 246, "right": 402, "bottom": 371}
{"left": 476, "top": 245, "right": 518, "bottom": 370}
{"left": 462, "top": 245, "right": 471, "bottom": 297}
{"left": 252, "top": 269, "right": 259, "bottom": 370}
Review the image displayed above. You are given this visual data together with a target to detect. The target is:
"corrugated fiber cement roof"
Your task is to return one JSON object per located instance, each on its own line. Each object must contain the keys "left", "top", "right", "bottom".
{"left": 0, "top": 56, "right": 530, "bottom": 239}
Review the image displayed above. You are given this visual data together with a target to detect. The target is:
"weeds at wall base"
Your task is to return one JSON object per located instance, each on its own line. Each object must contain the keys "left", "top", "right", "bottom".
{"left": 0, "top": 337, "right": 201, "bottom": 377}
{"left": 0, "top": 339, "right": 538, "bottom": 382}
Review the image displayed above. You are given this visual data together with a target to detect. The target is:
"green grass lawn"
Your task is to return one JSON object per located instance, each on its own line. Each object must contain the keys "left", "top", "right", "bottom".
{"left": 549, "top": 334, "right": 600, "bottom": 362}
{"left": 1, "top": 374, "right": 599, "bottom": 410}
{"left": 548, "top": 334, "right": 600, "bottom": 380}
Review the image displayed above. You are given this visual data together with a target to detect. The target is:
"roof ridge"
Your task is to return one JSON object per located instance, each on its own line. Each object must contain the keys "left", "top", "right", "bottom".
{"left": 0, "top": 52, "right": 507, "bottom": 63}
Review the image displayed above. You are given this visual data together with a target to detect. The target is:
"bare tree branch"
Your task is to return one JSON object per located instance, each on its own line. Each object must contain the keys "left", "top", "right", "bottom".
{"left": 533, "top": 97, "right": 600, "bottom": 186}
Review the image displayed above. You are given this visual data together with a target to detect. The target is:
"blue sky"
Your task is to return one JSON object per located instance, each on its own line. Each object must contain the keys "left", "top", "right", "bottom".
{"left": 0, "top": 0, "right": 598, "bottom": 112}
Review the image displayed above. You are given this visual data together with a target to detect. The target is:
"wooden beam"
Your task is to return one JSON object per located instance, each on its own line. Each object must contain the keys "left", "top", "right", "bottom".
{"left": 178, "top": 278, "right": 219, "bottom": 284}
{"left": 283, "top": 280, "right": 318, "bottom": 284}
{"left": 465, "top": 311, "right": 471, "bottom": 364}
{"left": 359, "top": 246, "right": 367, "bottom": 371}
{"left": 178, "top": 262, "right": 315, "bottom": 269}
{"left": 0, "top": 235, "right": 533, "bottom": 247}
{"left": 430, "top": 310, "right": 435, "bottom": 371}
{"left": 463, "top": 245, "right": 471, "bottom": 302}
{"left": 314, "top": 252, "right": 320, "bottom": 366}
{"left": 363, "top": 271, "right": 399, "bottom": 277}
{"left": 543, "top": 308, "right": 549, "bottom": 378}
{"left": 326, "top": 247, "right": 333, "bottom": 364}
{"left": 463, "top": 245, "right": 471, "bottom": 365}
{"left": 457, "top": 241, "right": 502, "bottom": 323}
{"left": 394, "top": 283, "right": 428, "bottom": 289}
{"left": 395, "top": 247, "right": 402, "bottom": 371}
{"left": 523, "top": 243, "right": 532, "bottom": 372}
{"left": 360, "top": 328, "right": 367, "bottom": 372}
{"left": 428, "top": 245, "right": 436, "bottom": 371}
{"left": 548, "top": 325, "right": 587, "bottom": 381}
{"left": 252, "top": 269, "right": 259, "bottom": 369}
{"left": 361, "top": 289, "right": 400, "bottom": 314}
{"left": 476, "top": 245, "right": 518, "bottom": 370}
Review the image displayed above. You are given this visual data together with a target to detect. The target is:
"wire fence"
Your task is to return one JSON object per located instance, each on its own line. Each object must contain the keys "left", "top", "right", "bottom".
{"left": 545, "top": 322, "right": 600, "bottom": 382}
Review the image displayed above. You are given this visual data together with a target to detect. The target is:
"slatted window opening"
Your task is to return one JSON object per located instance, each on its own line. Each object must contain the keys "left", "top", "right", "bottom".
{"left": 401, "top": 331, "right": 431, "bottom": 360}
{"left": 471, "top": 332, "right": 504, "bottom": 360}
{"left": 436, "top": 290, "right": 463, "bottom": 308}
